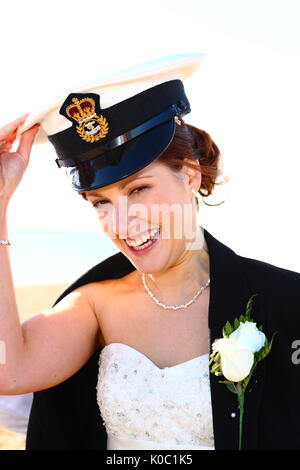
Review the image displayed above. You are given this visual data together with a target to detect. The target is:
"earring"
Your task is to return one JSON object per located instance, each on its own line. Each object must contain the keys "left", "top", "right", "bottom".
{"left": 191, "top": 188, "right": 201, "bottom": 199}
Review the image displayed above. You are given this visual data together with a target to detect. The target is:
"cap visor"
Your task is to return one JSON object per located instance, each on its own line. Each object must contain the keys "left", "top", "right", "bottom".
{"left": 66, "top": 118, "right": 175, "bottom": 192}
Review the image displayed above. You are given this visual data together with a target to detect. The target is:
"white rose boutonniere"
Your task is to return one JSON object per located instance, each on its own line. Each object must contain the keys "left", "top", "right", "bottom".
{"left": 209, "top": 294, "right": 275, "bottom": 450}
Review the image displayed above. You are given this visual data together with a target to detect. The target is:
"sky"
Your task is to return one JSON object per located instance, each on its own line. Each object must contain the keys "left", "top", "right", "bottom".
{"left": 1, "top": 0, "right": 299, "bottom": 272}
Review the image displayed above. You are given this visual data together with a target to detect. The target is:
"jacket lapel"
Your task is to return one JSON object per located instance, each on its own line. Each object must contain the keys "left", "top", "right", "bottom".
{"left": 204, "top": 228, "right": 266, "bottom": 450}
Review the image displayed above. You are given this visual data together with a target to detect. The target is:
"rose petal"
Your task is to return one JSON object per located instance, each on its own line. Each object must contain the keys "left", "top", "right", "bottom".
{"left": 220, "top": 349, "right": 254, "bottom": 382}
{"left": 230, "top": 321, "right": 266, "bottom": 353}
{"left": 212, "top": 338, "right": 231, "bottom": 354}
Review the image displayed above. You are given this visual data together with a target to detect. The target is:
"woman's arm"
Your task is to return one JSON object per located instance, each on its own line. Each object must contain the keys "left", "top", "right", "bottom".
{"left": 0, "top": 118, "right": 100, "bottom": 395}
{"left": 12, "top": 282, "right": 100, "bottom": 394}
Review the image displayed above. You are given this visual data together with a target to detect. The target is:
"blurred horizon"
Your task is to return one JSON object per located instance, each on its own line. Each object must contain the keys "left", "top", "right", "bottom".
{"left": 9, "top": 224, "right": 299, "bottom": 286}
{"left": 9, "top": 230, "right": 118, "bottom": 285}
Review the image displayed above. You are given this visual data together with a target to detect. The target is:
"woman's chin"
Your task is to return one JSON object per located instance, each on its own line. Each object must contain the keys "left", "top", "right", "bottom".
{"left": 122, "top": 238, "right": 169, "bottom": 273}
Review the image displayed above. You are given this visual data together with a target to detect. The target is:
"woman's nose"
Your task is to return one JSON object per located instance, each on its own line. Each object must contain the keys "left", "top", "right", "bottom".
{"left": 112, "top": 198, "right": 130, "bottom": 239}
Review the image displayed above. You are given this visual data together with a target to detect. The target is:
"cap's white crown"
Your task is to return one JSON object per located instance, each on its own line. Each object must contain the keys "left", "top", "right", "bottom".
{"left": 17, "top": 53, "right": 203, "bottom": 145}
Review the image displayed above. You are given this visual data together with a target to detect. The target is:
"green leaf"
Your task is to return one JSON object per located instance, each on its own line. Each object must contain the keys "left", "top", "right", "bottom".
{"left": 255, "top": 332, "right": 276, "bottom": 364}
{"left": 234, "top": 318, "right": 240, "bottom": 330}
{"left": 223, "top": 320, "right": 233, "bottom": 337}
{"left": 245, "top": 293, "right": 259, "bottom": 320}
{"left": 226, "top": 382, "right": 238, "bottom": 394}
{"left": 211, "top": 362, "right": 221, "bottom": 373}
{"left": 209, "top": 351, "right": 216, "bottom": 360}
{"left": 209, "top": 352, "right": 220, "bottom": 365}
{"left": 208, "top": 357, "right": 215, "bottom": 367}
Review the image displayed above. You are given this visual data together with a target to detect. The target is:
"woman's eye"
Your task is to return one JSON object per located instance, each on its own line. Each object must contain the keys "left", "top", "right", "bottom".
{"left": 93, "top": 185, "right": 149, "bottom": 208}
{"left": 93, "top": 200, "right": 108, "bottom": 208}
{"left": 129, "top": 185, "right": 149, "bottom": 196}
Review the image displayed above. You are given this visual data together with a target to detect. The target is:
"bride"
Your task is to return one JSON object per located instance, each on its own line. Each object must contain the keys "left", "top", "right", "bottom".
{"left": 0, "top": 55, "right": 299, "bottom": 450}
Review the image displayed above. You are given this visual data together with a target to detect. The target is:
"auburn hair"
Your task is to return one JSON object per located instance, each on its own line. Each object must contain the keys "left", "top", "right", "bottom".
{"left": 157, "top": 120, "right": 223, "bottom": 201}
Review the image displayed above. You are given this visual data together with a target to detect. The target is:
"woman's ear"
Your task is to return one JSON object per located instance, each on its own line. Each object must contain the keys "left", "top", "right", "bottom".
{"left": 182, "top": 157, "right": 202, "bottom": 192}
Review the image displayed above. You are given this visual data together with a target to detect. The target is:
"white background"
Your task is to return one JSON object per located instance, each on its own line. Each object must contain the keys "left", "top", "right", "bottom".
{"left": 1, "top": 0, "right": 299, "bottom": 272}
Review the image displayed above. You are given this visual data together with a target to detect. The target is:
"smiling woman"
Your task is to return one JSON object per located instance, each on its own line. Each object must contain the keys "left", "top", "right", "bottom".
{"left": 78, "top": 154, "right": 209, "bottom": 280}
{"left": 0, "top": 54, "right": 299, "bottom": 451}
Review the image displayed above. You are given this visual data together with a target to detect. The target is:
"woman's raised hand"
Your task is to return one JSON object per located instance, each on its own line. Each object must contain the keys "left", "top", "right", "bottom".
{"left": 0, "top": 116, "right": 101, "bottom": 397}
{"left": 0, "top": 115, "right": 40, "bottom": 204}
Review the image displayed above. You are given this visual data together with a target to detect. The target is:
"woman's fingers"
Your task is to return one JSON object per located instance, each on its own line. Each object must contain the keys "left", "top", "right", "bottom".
{"left": 5, "top": 130, "right": 17, "bottom": 144}
{"left": 0, "top": 114, "right": 29, "bottom": 143}
{"left": 16, "top": 124, "right": 40, "bottom": 167}
{"left": 0, "top": 142, "right": 13, "bottom": 153}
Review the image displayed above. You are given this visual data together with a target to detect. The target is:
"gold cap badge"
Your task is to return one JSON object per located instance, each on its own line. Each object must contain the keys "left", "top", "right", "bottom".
{"left": 66, "top": 97, "right": 109, "bottom": 143}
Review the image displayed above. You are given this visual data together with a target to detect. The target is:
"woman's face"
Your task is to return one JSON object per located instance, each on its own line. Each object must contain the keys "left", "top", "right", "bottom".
{"left": 84, "top": 159, "right": 201, "bottom": 274}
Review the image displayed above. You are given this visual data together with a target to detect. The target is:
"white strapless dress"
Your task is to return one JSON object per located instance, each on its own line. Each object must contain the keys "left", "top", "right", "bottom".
{"left": 96, "top": 343, "right": 215, "bottom": 450}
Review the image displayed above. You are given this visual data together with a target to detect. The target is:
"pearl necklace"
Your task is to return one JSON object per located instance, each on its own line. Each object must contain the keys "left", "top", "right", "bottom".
{"left": 141, "top": 273, "right": 210, "bottom": 310}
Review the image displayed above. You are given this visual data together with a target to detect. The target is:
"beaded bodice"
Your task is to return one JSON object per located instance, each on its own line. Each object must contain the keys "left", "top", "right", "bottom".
{"left": 96, "top": 343, "right": 215, "bottom": 449}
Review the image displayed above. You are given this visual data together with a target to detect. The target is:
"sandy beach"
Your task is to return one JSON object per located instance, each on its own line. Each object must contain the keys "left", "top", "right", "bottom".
{"left": 15, "top": 282, "right": 70, "bottom": 321}
{"left": 0, "top": 282, "right": 70, "bottom": 450}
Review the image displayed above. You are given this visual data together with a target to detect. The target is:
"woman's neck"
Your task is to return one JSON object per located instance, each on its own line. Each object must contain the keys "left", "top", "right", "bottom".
{"left": 142, "top": 227, "right": 210, "bottom": 304}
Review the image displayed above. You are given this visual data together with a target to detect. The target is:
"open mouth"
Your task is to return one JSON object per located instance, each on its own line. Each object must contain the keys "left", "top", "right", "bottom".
{"left": 125, "top": 227, "right": 160, "bottom": 252}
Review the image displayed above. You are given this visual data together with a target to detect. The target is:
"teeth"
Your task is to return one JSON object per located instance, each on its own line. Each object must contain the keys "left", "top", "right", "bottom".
{"left": 126, "top": 228, "right": 160, "bottom": 247}
{"left": 131, "top": 239, "right": 154, "bottom": 250}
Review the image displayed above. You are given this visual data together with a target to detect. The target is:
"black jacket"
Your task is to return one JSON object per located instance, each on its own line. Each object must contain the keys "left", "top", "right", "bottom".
{"left": 25, "top": 228, "right": 300, "bottom": 450}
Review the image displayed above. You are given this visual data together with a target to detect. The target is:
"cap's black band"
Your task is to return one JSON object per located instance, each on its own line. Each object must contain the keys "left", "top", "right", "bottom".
{"left": 55, "top": 102, "right": 188, "bottom": 169}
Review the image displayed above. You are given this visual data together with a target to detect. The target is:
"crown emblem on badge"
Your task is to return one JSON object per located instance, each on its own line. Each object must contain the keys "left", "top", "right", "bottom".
{"left": 66, "top": 97, "right": 109, "bottom": 143}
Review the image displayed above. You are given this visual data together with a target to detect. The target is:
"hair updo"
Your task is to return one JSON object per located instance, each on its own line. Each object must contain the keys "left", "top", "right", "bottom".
{"left": 157, "top": 120, "right": 225, "bottom": 204}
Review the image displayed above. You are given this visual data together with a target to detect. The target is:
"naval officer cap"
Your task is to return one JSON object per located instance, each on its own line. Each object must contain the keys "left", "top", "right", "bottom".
{"left": 18, "top": 53, "right": 203, "bottom": 192}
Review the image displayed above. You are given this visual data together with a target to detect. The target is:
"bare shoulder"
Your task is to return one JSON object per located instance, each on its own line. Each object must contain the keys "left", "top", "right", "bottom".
{"left": 82, "top": 268, "right": 139, "bottom": 300}
{"left": 77, "top": 269, "right": 139, "bottom": 343}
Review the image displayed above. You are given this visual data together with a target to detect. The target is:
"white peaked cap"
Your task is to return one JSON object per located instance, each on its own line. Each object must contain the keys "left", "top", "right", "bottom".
{"left": 17, "top": 53, "right": 203, "bottom": 145}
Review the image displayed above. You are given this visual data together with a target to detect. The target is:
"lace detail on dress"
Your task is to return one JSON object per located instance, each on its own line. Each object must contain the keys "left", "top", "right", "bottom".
{"left": 96, "top": 343, "right": 214, "bottom": 448}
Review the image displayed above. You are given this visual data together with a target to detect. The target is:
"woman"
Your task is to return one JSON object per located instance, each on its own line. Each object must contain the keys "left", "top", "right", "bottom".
{"left": 0, "top": 55, "right": 299, "bottom": 451}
